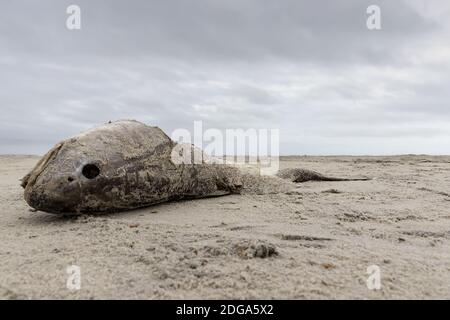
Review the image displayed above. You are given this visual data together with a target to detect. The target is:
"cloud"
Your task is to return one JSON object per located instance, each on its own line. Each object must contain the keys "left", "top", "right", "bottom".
{"left": 0, "top": 0, "right": 449, "bottom": 155}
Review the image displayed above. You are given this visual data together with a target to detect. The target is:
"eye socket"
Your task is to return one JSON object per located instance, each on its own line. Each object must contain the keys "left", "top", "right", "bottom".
{"left": 82, "top": 164, "right": 100, "bottom": 179}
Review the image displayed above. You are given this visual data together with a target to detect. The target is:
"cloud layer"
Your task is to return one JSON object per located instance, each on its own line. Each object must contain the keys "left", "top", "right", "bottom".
{"left": 1, "top": 0, "right": 449, "bottom": 154}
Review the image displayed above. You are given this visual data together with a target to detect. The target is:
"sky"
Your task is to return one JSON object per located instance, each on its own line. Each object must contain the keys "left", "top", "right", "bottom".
{"left": 1, "top": 0, "right": 450, "bottom": 155}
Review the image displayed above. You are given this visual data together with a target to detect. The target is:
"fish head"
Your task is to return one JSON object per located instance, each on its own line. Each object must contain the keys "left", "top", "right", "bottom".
{"left": 22, "top": 139, "right": 112, "bottom": 214}
{"left": 22, "top": 120, "right": 173, "bottom": 214}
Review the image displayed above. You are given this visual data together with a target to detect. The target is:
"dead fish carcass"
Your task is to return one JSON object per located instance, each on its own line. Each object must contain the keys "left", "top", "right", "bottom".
{"left": 21, "top": 120, "right": 243, "bottom": 214}
{"left": 22, "top": 120, "right": 371, "bottom": 214}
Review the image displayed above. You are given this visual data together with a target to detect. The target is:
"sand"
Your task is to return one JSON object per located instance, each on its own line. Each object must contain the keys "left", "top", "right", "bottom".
{"left": 1, "top": 155, "right": 450, "bottom": 299}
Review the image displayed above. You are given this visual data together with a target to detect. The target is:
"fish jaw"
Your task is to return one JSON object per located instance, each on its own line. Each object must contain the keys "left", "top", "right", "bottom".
{"left": 24, "top": 172, "right": 84, "bottom": 214}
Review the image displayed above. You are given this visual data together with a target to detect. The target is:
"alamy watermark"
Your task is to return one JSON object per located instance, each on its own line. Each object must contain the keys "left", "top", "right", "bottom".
{"left": 366, "top": 265, "right": 381, "bottom": 290}
{"left": 65, "top": 4, "right": 381, "bottom": 31}
{"left": 170, "top": 121, "right": 279, "bottom": 175}
{"left": 66, "top": 265, "right": 81, "bottom": 291}
{"left": 66, "top": 5, "right": 81, "bottom": 30}
{"left": 366, "top": 5, "right": 381, "bottom": 30}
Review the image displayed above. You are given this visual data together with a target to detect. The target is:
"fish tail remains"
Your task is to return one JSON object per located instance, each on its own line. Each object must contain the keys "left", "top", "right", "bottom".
{"left": 276, "top": 168, "right": 371, "bottom": 183}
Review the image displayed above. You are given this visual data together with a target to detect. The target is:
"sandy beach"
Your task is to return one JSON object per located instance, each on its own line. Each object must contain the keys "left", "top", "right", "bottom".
{"left": 1, "top": 154, "right": 450, "bottom": 299}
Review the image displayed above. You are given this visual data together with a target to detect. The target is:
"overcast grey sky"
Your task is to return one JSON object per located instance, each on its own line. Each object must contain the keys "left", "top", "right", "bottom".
{"left": 1, "top": 0, "right": 449, "bottom": 155}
